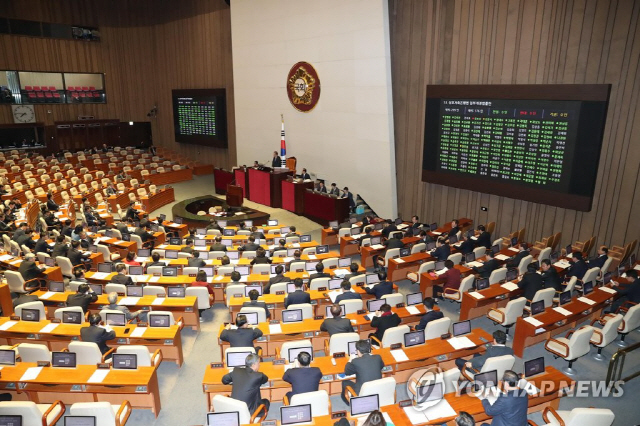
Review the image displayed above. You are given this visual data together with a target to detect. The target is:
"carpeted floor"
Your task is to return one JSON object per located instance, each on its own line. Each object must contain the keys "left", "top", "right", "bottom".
{"left": 109, "top": 175, "right": 640, "bottom": 426}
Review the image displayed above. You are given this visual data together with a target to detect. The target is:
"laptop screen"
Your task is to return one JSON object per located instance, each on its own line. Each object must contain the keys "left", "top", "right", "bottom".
{"left": 49, "top": 280, "right": 65, "bottom": 292}
{"left": 329, "top": 220, "right": 338, "bottom": 228}
{"left": 268, "top": 219, "right": 278, "bottom": 226}
{"left": 370, "top": 236, "right": 381, "bottom": 245}
{"left": 235, "top": 266, "right": 250, "bottom": 276}
{"left": 98, "top": 263, "right": 113, "bottom": 273}
{"left": 506, "top": 268, "right": 518, "bottom": 282}
{"left": 195, "top": 239, "right": 206, "bottom": 247}
{"left": 221, "top": 239, "right": 233, "bottom": 247}
{"left": 128, "top": 265, "right": 143, "bottom": 276}
{"left": 21, "top": 309, "right": 40, "bottom": 322}
{"left": 328, "top": 278, "right": 342, "bottom": 290}
{"left": 150, "top": 314, "right": 171, "bottom": 327}
{"left": 491, "top": 244, "right": 500, "bottom": 255}
{"left": 287, "top": 347, "right": 313, "bottom": 363}
{"left": 366, "top": 274, "right": 380, "bottom": 285}
{"left": 430, "top": 222, "right": 438, "bottom": 231}
{"left": 325, "top": 305, "right": 345, "bottom": 317}
{"left": 89, "top": 284, "right": 103, "bottom": 295}
{"left": 350, "top": 227, "right": 361, "bottom": 236}
{"left": 530, "top": 300, "right": 545, "bottom": 315}
{"left": 112, "top": 353, "right": 137, "bottom": 370}
{"left": 226, "top": 351, "right": 252, "bottom": 368}
{"left": 416, "top": 382, "right": 443, "bottom": 404}
{"left": 196, "top": 228, "right": 207, "bottom": 235}
{"left": 286, "top": 283, "right": 297, "bottom": 294}
{"left": 404, "top": 330, "right": 425, "bottom": 347}
{"left": 305, "top": 261, "right": 319, "bottom": 272}
{"left": 239, "top": 312, "right": 259, "bottom": 325}
{"left": 206, "top": 412, "right": 239, "bottom": 426}
{"left": 435, "top": 260, "right": 446, "bottom": 270}
{"left": 45, "top": 257, "right": 55, "bottom": 267}
{"left": 280, "top": 405, "right": 312, "bottom": 426}
{"left": 316, "top": 245, "right": 329, "bottom": 254}
{"left": 244, "top": 285, "right": 262, "bottom": 297}
{"left": 0, "top": 416, "right": 22, "bottom": 426}
{"left": 158, "top": 214, "right": 166, "bottom": 222}
{"left": 162, "top": 266, "right": 178, "bottom": 277}
{"left": 406, "top": 292, "right": 422, "bottom": 306}
{"left": 367, "top": 299, "right": 385, "bottom": 312}
{"left": 426, "top": 241, "right": 436, "bottom": 251}
{"left": 168, "top": 286, "right": 186, "bottom": 298}
{"left": 524, "top": 357, "right": 545, "bottom": 378}
{"left": 474, "top": 370, "right": 498, "bottom": 391}
{"left": 347, "top": 340, "right": 360, "bottom": 355}
{"left": 550, "top": 251, "right": 559, "bottom": 263}
{"left": 282, "top": 309, "right": 303, "bottom": 323}
{"left": 603, "top": 272, "right": 612, "bottom": 285}
{"left": 121, "top": 233, "right": 131, "bottom": 242}
{"left": 52, "top": 351, "right": 76, "bottom": 368}
{"left": 452, "top": 320, "right": 471, "bottom": 336}
{"left": 62, "top": 311, "right": 82, "bottom": 324}
{"left": 400, "top": 248, "right": 412, "bottom": 257}
{"left": 165, "top": 250, "right": 178, "bottom": 259}
{"left": 583, "top": 281, "right": 594, "bottom": 295}
{"left": 559, "top": 291, "right": 572, "bottom": 305}
{"left": 449, "top": 235, "right": 458, "bottom": 244}
{"left": 64, "top": 417, "right": 96, "bottom": 426}
{"left": 105, "top": 312, "right": 126, "bottom": 326}
{"left": 465, "top": 253, "right": 475, "bottom": 263}
{"left": 138, "top": 249, "right": 150, "bottom": 257}
{"left": 350, "top": 394, "right": 379, "bottom": 417}
{"left": 338, "top": 258, "right": 351, "bottom": 267}
{"left": 223, "top": 229, "right": 235, "bottom": 236}
{"left": 475, "top": 278, "right": 489, "bottom": 290}
{"left": 300, "top": 235, "right": 311, "bottom": 243}
{"left": 126, "top": 286, "right": 143, "bottom": 297}
{"left": 280, "top": 227, "right": 290, "bottom": 234}
{"left": 0, "top": 349, "right": 16, "bottom": 366}
{"left": 174, "top": 217, "right": 183, "bottom": 225}
{"left": 287, "top": 248, "right": 298, "bottom": 257}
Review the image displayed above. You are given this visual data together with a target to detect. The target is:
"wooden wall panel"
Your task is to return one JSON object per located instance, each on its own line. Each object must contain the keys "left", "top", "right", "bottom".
{"left": 390, "top": 0, "right": 640, "bottom": 253}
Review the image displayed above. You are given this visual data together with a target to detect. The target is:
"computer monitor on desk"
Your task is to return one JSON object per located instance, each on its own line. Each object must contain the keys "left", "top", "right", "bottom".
{"left": 52, "top": 351, "right": 76, "bottom": 368}
{"left": 282, "top": 309, "right": 303, "bottom": 323}
{"left": 350, "top": 394, "right": 379, "bottom": 417}
{"left": 112, "top": 353, "right": 137, "bottom": 370}
{"left": 206, "top": 412, "right": 239, "bottom": 426}
{"left": 474, "top": 370, "right": 498, "bottom": 392}
{"left": 105, "top": 313, "right": 126, "bottom": 326}
{"left": 524, "top": 357, "right": 545, "bottom": 378}
{"left": 0, "top": 416, "right": 23, "bottom": 426}
{"left": 530, "top": 300, "right": 545, "bottom": 315}
{"left": 280, "top": 405, "right": 312, "bottom": 426}
{"left": 287, "top": 347, "right": 313, "bottom": 363}
{"left": 21, "top": 309, "right": 40, "bottom": 322}
{"left": 62, "top": 311, "right": 83, "bottom": 324}
{"left": 404, "top": 330, "right": 425, "bottom": 347}
{"left": 367, "top": 299, "right": 385, "bottom": 312}
{"left": 0, "top": 349, "right": 16, "bottom": 366}
{"left": 406, "top": 292, "right": 422, "bottom": 306}
{"left": 226, "top": 351, "right": 252, "bottom": 368}
{"left": 416, "top": 382, "right": 443, "bottom": 404}
{"left": 452, "top": 320, "right": 471, "bottom": 336}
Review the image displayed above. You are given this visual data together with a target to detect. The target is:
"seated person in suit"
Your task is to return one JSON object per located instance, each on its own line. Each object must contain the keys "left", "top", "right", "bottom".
{"left": 341, "top": 339, "right": 385, "bottom": 404}
{"left": 335, "top": 280, "right": 362, "bottom": 304}
{"left": 242, "top": 288, "right": 270, "bottom": 319}
{"left": 222, "top": 353, "right": 270, "bottom": 414}
{"left": 134, "top": 222, "right": 156, "bottom": 248}
{"left": 250, "top": 226, "right": 265, "bottom": 240}
{"left": 608, "top": 269, "right": 640, "bottom": 313}
{"left": 265, "top": 265, "right": 288, "bottom": 294}
{"left": 111, "top": 263, "right": 134, "bottom": 286}
{"left": 433, "top": 260, "right": 461, "bottom": 299}
{"left": 206, "top": 219, "right": 222, "bottom": 232}
{"left": 73, "top": 268, "right": 88, "bottom": 283}
{"left": 432, "top": 237, "right": 451, "bottom": 261}
{"left": 116, "top": 218, "right": 132, "bottom": 237}
{"left": 146, "top": 252, "right": 166, "bottom": 270}
{"left": 309, "top": 262, "right": 330, "bottom": 280}
{"left": 455, "top": 330, "right": 512, "bottom": 372}
{"left": 0, "top": 214, "right": 11, "bottom": 236}
{"left": 16, "top": 228, "right": 36, "bottom": 250}
{"left": 475, "top": 225, "right": 492, "bottom": 249}
{"left": 588, "top": 245, "right": 609, "bottom": 269}
{"left": 369, "top": 303, "right": 401, "bottom": 346}
{"left": 66, "top": 283, "right": 98, "bottom": 312}
{"left": 51, "top": 235, "right": 69, "bottom": 259}
{"left": 124, "top": 251, "right": 141, "bottom": 266}
{"left": 18, "top": 253, "right": 47, "bottom": 289}
{"left": 285, "top": 226, "right": 299, "bottom": 238}
{"left": 269, "top": 238, "right": 286, "bottom": 256}
{"left": 34, "top": 234, "right": 51, "bottom": 256}
{"left": 102, "top": 292, "right": 146, "bottom": 322}
{"left": 344, "top": 262, "right": 363, "bottom": 281}
{"left": 284, "top": 278, "right": 311, "bottom": 308}
{"left": 458, "top": 234, "right": 475, "bottom": 256}
{"left": 381, "top": 219, "right": 397, "bottom": 239}
{"left": 417, "top": 230, "right": 434, "bottom": 245}
{"left": 481, "top": 370, "right": 528, "bottom": 426}
{"left": 329, "top": 182, "right": 340, "bottom": 196}
{"left": 43, "top": 211, "right": 60, "bottom": 230}
{"left": 12, "top": 293, "right": 39, "bottom": 308}
{"left": 506, "top": 245, "right": 530, "bottom": 269}
{"left": 68, "top": 240, "right": 91, "bottom": 268}
{"left": 209, "top": 236, "right": 227, "bottom": 252}
{"left": 541, "top": 259, "right": 563, "bottom": 292}
{"left": 299, "top": 168, "right": 311, "bottom": 180}
{"left": 250, "top": 247, "right": 271, "bottom": 265}
{"left": 365, "top": 271, "right": 394, "bottom": 299}
{"left": 180, "top": 239, "right": 195, "bottom": 254}
{"left": 80, "top": 313, "right": 116, "bottom": 358}
{"left": 188, "top": 251, "right": 206, "bottom": 268}
{"left": 320, "top": 304, "right": 355, "bottom": 336}
{"left": 46, "top": 192, "right": 59, "bottom": 212}
{"left": 220, "top": 314, "right": 263, "bottom": 348}
{"left": 358, "top": 226, "right": 375, "bottom": 246}
{"left": 410, "top": 215, "right": 421, "bottom": 229}
{"left": 518, "top": 263, "right": 544, "bottom": 304}
{"left": 566, "top": 251, "right": 588, "bottom": 280}
{"left": 282, "top": 351, "right": 322, "bottom": 401}
{"left": 315, "top": 181, "right": 327, "bottom": 193}
{"left": 415, "top": 297, "right": 444, "bottom": 331}
{"left": 286, "top": 250, "right": 302, "bottom": 272}
{"left": 447, "top": 219, "right": 460, "bottom": 239}
{"left": 472, "top": 250, "right": 499, "bottom": 279}
{"left": 190, "top": 271, "right": 214, "bottom": 319}
{"left": 242, "top": 235, "right": 261, "bottom": 252}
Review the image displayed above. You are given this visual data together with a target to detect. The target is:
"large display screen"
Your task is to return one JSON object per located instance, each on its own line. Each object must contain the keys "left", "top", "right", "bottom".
{"left": 172, "top": 88, "right": 227, "bottom": 148}
{"left": 422, "top": 85, "right": 610, "bottom": 211}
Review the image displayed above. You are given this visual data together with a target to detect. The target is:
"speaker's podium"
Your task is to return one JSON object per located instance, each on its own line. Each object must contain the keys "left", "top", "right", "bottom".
{"left": 226, "top": 185, "right": 243, "bottom": 207}
{"left": 247, "top": 166, "right": 293, "bottom": 208}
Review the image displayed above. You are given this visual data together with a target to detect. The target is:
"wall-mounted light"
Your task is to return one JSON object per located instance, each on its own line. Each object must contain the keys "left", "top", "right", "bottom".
{"left": 129, "top": 121, "right": 134, "bottom": 125}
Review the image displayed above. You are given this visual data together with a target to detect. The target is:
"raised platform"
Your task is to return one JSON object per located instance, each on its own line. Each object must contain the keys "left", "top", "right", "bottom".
{"left": 171, "top": 195, "right": 270, "bottom": 227}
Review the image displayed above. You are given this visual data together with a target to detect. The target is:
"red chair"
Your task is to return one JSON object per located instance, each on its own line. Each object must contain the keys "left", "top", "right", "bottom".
{"left": 71, "top": 92, "right": 79, "bottom": 97}
{"left": 25, "top": 86, "right": 33, "bottom": 91}
{"left": 79, "top": 93, "right": 86, "bottom": 98}
{"left": 34, "top": 86, "right": 41, "bottom": 91}
{"left": 45, "top": 92, "right": 53, "bottom": 98}
{"left": 41, "top": 86, "right": 49, "bottom": 91}
{"left": 49, "top": 86, "right": 56, "bottom": 91}
{"left": 67, "top": 86, "right": 75, "bottom": 91}
{"left": 93, "top": 92, "right": 101, "bottom": 98}
{"left": 28, "top": 92, "right": 36, "bottom": 99}
{"left": 81, "top": 86, "right": 89, "bottom": 91}
{"left": 37, "top": 92, "right": 44, "bottom": 98}
{"left": 53, "top": 92, "right": 61, "bottom": 98}
{"left": 89, "top": 86, "right": 96, "bottom": 91}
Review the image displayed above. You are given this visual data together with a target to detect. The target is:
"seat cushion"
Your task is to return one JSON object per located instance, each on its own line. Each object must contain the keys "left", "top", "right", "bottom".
{"left": 546, "top": 337, "right": 570, "bottom": 358}
{"left": 487, "top": 308, "right": 505, "bottom": 323}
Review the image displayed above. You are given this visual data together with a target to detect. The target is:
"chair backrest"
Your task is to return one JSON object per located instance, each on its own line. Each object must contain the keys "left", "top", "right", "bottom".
{"left": 383, "top": 248, "right": 401, "bottom": 266}
{"left": 538, "top": 247, "right": 552, "bottom": 262}
{"left": 186, "top": 287, "right": 212, "bottom": 309}
{"left": 287, "top": 303, "right": 314, "bottom": 319}
{"left": 424, "top": 317, "right": 451, "bottom": 340}
{"left": 322, "top": 258, "right": 339, "bottom": 269}
{"left": 596, "top": 314, "right": 623, "bottom": 347}
{"left": 442, "top": 368, "right": 461, "bottom": 394}
{"left": 447, "top": 252, "right": 463, "bottom": 265}
{"left": 268, "top": 283, "right": 288, "bottom": 295}
{"left": 502, "top": 297, "right": 527, "bottom": 325}
{"left": 620, "top": 304, "right": 640, "bottom": 334}
{"left": 290, "top": 390, "right": 330, "bottom": 416}
{"left": 211, "top": 395, "right": 252, "bottom": 424}
{"left": 329, "top": 332, "right": 360, "bottom": 355}
{"left": 68, "top": 341, "right": 103, "bottom": 364}
{"left": 239, "top": 307, "right": 266, "bottom": 324}
{"left": 309, "top": 277, "right": 330, "bottom": 290}
{"left": 564, "top": 276, "right": 578, "bottom": 293}
{"left": 473, "top": 246, "right": 486, "bottom": 259}
{"left": 564, "top": 408, "right": 616, "bottom": 426}
{"left": 600, "top": 256, "right": 612, "bottom": 274}
{"left": 340, "top": 299, "right": 363, "bottom": 314}
{"left": 280, "top": 339, "right": 313, "bottom": 362}
{"left": 69, "top": 401, "right": 117, "bottom": 426}
{"left": 381, "top": 324, "right": 410, "bottom": 347}
{"left": 289, "top": 261, "right": 306, "bottom": 272}
{"left": 116, "top": 345, "right": 152, "bottom": 367}
{"left": 54, "top": 306, "right": 85, "bottom": 324}
{"left": 411, "top": 243, "right": 426, "bottom": 254}
{"left": 252, "top": 264, "right": 270, "bottom": 275}
{"left": 531, "top": 288, "right": 555, "bottom": 308}
{"left": 15, "top": 301, "right": 46, "bottom": 320}
{"left": 517, "top": 255, "right": 533, "bottom": 275}
{"left": 5, "top": 270, "right": 27, "bottom": 294}
{"left": 147, "top": 266, "right": 164, "bottom": 276}
{"left": 56, "top": 256, "right": 74, "bottom": 277}
{"left": 481, "top": 354, "right": 515, "bottom": 378}
{"left": 143, "top": 285, "right": 166, "bottom": 296}
{"left": 348, "top": 275, "right": 366, "bottom": 286}
{"left": 459, "top": 274, "right": 475, "bottom": 293}
{"left": 0, "top": 401, "right": 46, "bottom": 424}
{"left": 565, "top": 326, "right": 594, "bottom": 360}
{"left": 489, "top": 267, "right": 507, "bottom": 284}
{"left": 417, "top": 261, "right": 435, "bottom": 275}
{"left": 582, "top": 267, "right": 600, "bottom": 285}
{"left": 381, "top": 293, "right": 404, "bottom": 307}
{"left": 105, "top": 283, "right": 126, "bottom": 294}
{"left": 359, "top": 377, "right": 397, "bottom": 406}
{"left": 17, "top": 343, "right": 51, "bottom": 362}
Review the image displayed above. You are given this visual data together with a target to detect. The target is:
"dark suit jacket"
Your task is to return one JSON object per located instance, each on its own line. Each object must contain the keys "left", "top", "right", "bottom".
{"left": 481, "top": 390, "right": 529, "bottom": 426}
{"left": 383, "top": 238, "right": 405, "bottom": 250}
{"left": 432, "top": 244, "right": 451, "bottom": 261}
{"left": 381, "top": 225, "right": 397, "bottom": 239}
{"left": 588, "top": 255, "right": 608, "bottom": 270}
{"left": 459, "top": 239, "right": 475, "bottom": 255}
{"left": 116, "top": 224, "right": 130, "bottom": 235}
{"left": 34, "top": 238, "right": 50, "bottom": 255}
{"left": 16, "top": 234, "right": 35, "bottom": 249}
{"left": 370, "top": 313, "right": 401, "bottom": 342}
{"left": 344, "top": 353, "right": 384, "bottom": 393}
{"left": 309, "top": 272, "right": 330, "bottom": 280}
{"left": 68, "top": 248, "right": 88, "bottom": 266}
{"left": 242, "top": 300, "right": 271, "bottom": 319}
{"left": 506, "top": 250, "right": 529, "bottom": 269}
{"left": 18, "top": 260, "right": 44, "bottom": 283}
{"left": 61, "top": 226, "right": 73, "bottom": 237}
{"left": 284, "top": 290, "right": 311, "bottom": 308}
{"left": 283, "top": 367, "right": 322, "bottom": 397}
{"left": 272, "top": 156, "right": 281, "bottom": 167}
{"left": 111, "top": 273, "right": 134, "bottom": 286}
{"left": 476, "top": 231, "right": 492, "bottom": 249}
{"left": 517, "top": 272, "right": 544, "bottom": 301}
{"left": 13, "top": 294, "right": 39, "bottom": 308}
{"left": 447, "top": 226, "right": 460, "bottom": 238}
{"left": 46, "top": 199, "right": 59, "bottom": 211}
{"left": 300, "top": 173, "right": 311, "bottom": 180}
{"left": 51, "top": 242, "right": 69, "bottom": 259}
{"left": 66, "top": 292, "right": 98, "bottom": 312}
{"left": 242, "top": 243, "right": 260, "bottom": 252}
{"left": 222, "top": 367, "right": 269, "bottom": 413}
{"left": 365, "top": 281, "right": 394, "bottom": 299}
{"left": 470, "top": 344, "right": 513, "bottom": 370}
{"left": 566, "top": 259, "right": 588, "bottom": 280}
{"left": 80, "top": 325, "right": 116, "bottom": 354}
{"left": 265, "top": 275, "right": 289, "bottom": 294}
{"left": 415, "top": 310, "right": 444, "bottom": 331}
{"left": 187, "top": 258, "right": 206, "bottom": 268}
{"left": 180, "top": 246, "right": 194, "bottom": 254}
{"left": 220, "top": 327, "right": 263, "bottom": 348}
{"left": 320, "top": 317, "right": 354, "bottom": 336}
{"left": 542, "top": 268, "right": 562, "bottom": 292}
{"left": 615, "top": 278, "right": 640, "bottom": 303}
{"left": 335, "top": 291, "right": 362, "bottom": 304}
{"left": 210, "top": 243, "right": 227, "bottom": 252}
{"left": 474, "top": 258, "right": 499, "bottom": 279}
{"left": 251, "top": 256, "right": 271, "bottom": 265}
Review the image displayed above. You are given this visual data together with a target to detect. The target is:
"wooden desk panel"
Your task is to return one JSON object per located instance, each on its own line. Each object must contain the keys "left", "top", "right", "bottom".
{"left": 141, "top": 188, "right": 175, "bottom": 213}
{"left": 148, "top": 168, "right": 193, "bottom": 185}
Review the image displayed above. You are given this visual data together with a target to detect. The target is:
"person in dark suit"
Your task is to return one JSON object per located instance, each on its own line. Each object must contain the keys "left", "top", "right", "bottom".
{"left": 269, "top": 239, "right": 286, "bottom": 256}
{"left": 415, "top": 297, "right": 444, "bottom": 331}
{"left": 180, "top": 239, "right": 195, "bottom": 255}
{"left": 517, "top": 263, "right": 544, "bottom": 304}
{"left": 250, "top": 226, "right": 265, "bottom": 240}
{"left": 51, "top": 235, "right": 69, "bottom": 259}
{"left": 187, "top": 251, "right": 206, "bottom": 268}
{"left": 282, "top": 351, "right": 322, "bottom": 401}
{"left": 433, "top": 260, "right": 461, "bottom": 299}
{"left": 473, "top": 250, "right": 499, "bottom": 279}
{"left": 609, "top": 270, "right": 640, "bottom": 312}
{"left": 84, "top": 208, "right": 103, "bottom": 228}
{"left": 250, "top": 248, "right": 271, "bottom": 265}
{"left": 381, "top": 220, "right": 397, "bottom": 239}
{"left": 209, "top": 236, "right": 227, "bottom": 253}
{"left": 588, "top": 245, "right": 609, "bottom": 269}
{"left": 242, "top": 289, "right": 271, "bottom": 319}
{"left": 475, "top": 225, "right": 492, "bottom": 249}
{"left": 125, "top": 202, "right": 139, "bottom": 221}
{"left": 357, "top": 227, "right": 375, "bottom": 246}
{"left": 315, "top": 181, "right": 327, "bottom": 193}
{"left": 241, "top": 236, "right": 260, "bottom": 252}
{"left": 481, "top": 370, "right": 528, "bottom": 426}
{"left": 16, "top": 228, "right": 36, "bottom": 250}
{"left": 416, "top": 230, "right": 434, "bottom": 245}
{"left": 80, "top": 313, "right": 116, "bottom": 357}
{"left": 285, "top": 226, "right": 299, "bottom": 238}
{"left": 222, "top": 354, "right": 270, "bottom": 414}
{"left": 566, "top": 251, "right": 588, "bottom": 280}
{"left": 105, "top": 182, "right": 117, "bottom": 196}
{"left": 341, "top": 340, "right": 385, "bottom": 403}
{"left": 458, "top": 234, "right": 475, "bottom": 256}
{"left": 447, "top": 219, "right": 460, "bottom": 239}
{"left": 68, "top": 240, "right": 90, "bottom": 268}
{"left": 271, "top": 151, "right": 281, "bottom": 168}
{"left": 335, "top": 280, "right": 362, "bottom": 304}
{"left": 329, "top": 183, "right": 340, "bottom": 196}
{"left": 383, "top": 233, "right": 404, "bottom": 250}
{"left": 0, "top": 214, "right": 11, "bottom": 236}
{"left": 116, "top": 219, "right": 132, "bottom": 237}
{"left": 410, "top": 215, "right": 421, "bottom": 229}
{"left": 344, "top": 263, "right": 363, "bottom": 281}
{"left": 12, "top": 293, "right": 39, "bottom": 308}
{"left": 43, "top": 211, "right": 60, "bottom": 230}
{"left": 60, "top": 220, "right": 73, "bottom": 238}
{"left": 320, "top": 304, "right": 354, "bottom": 336}
{"left": 264, "top": 265, "right": 288, "bottom": 294}
{"left": 365, "top": 271, "right": 394, "bottom": 299}
{"left": 369, "top": 304, "right": 401, "bottom": 345}
{"left": 220, "top": 314, "right": 264, "bottom": 348}
{"left": 286, "top": 250, "right": 302, "bottom": 272}
{"left": 309, "top": 262, "right": 330, "bottom": 280}
{"left": 284, "top": 278, "right": 311, "bottom": 308}
{"left": 455, "top": 330, "right": 513, "bottom": 371}
{"left": 540, "top": 259, "right": 562, "bottom": 292}
{"left": 66, "top": 283, "right": 98, "bottom": 313}
{"left": 110, "top": 263, "right": 134, "bottom": 286}
{"left": 18, "top": 254, "right": 46, "bottom": 289}
{"left": 300, "top": 168, "right": 311, "bottom": 180}
{"left": 340, "top": 187, "right": 355, "bottom": 211}
{"left": 33, "top": 234, "right": 51, "bottom": 255}
{"left": 506, "top": 247, "right": 530, "bottom": 269}
{"left": 146, "top": 252, "right": 166, "bottom": 270}
{"left": 12, "top": 223, "right": 27, "bottom": 241}
{"left": 206, "top": 219, "right": 222, "bottom": 232}
{"left": 432, "top": 237, "right": 451, "bottom": 261}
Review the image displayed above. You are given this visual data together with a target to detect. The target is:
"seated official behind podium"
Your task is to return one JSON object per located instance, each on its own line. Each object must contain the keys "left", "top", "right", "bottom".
{"left": 222, "top": 353, "right": 270, "bottom": 414}
{"left": 541, "top": 259, "right": 562, "bottom": 292}
{"left": 415, "top": 297, "right": 444, "bottom": 331}
{"left": 282, "top": 351, "right": 322, "bottom": 401}
{"left": 300, "top": 168, "right": 311, "bottom": 180}
{"left": 284, "top": 278, "right": 311, "bottom": 308}
{"left": 329, "top": 183, "right": 340, "bottom": 196}
{"left": 66, "top": 283, "right": 98, "bottom": 313}
{"left": 210, "top": 236, "right": 227, "bottom": 252}
{"left": 369, "top": 304, "right": 401, "bottom": 346}
{"left": 365, "top": 271, "right": 393, "bottom": 299}
{"left": 243, "top": 289, "right": 270, "bottom": 320}
{"left": 518, "top": 263, "right": 543, "bottom": 305}
{"left": 315, "top": 181, "right": 327, "bottom": 193}
{"left": 481, "top": 370, "right": 528, "bottom": 426}
{"left": 472, "top": 250, "right": 499, "bottom": 280}
{"left": 455, "top": 330, "right": 512, "bottom": 372}
{"left": 341, "top": 340, "right": 385, "bottom": 403}
{"left": 321, "top": 304, "right": 355, "bottom": 336}
{"left": 81, "top": 313, "right": 116, "bottom": 358}
{"left": 220, "top": 314, "right": 263, "bottom": 349}
{"left": 335, "top": 280, "right": 362, "bottom": 304}
{"left": 272, "top": 151, "right": 281, "bottom": 168}
{"left": 265, "top": 265, "right": 288, "bottom": 294}
{"left": 433, "top": 260, "right": 461, "bottom": 299}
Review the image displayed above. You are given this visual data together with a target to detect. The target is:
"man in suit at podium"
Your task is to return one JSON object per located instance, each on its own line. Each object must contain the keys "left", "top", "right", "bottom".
{"left": 300, "top": 168, "right": 311, "bottom": 180}
{"left": 272, "top": 151, "right": 281, "bottom": 168}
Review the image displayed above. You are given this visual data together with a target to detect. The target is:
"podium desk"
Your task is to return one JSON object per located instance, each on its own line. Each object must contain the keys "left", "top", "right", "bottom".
{"left": 281, "top": 180, "right": 314, "bottom": 214}
{"left": 248, "top": 168, "right": 292, "bottom": 208}
{"left": 303, "top": 191, "right": 349, "bottom": 225}
{"left": 213, "top": 168, "right": 234, "bottom": 194}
